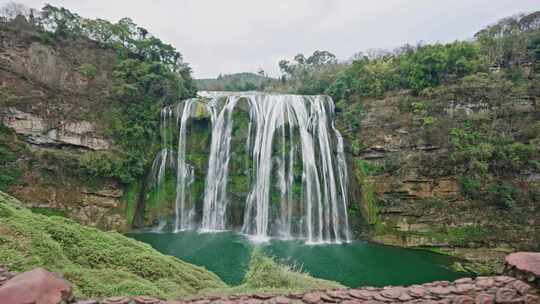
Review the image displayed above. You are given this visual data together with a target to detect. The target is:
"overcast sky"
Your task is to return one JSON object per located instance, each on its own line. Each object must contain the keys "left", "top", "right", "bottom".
{"left": 3, "top": 0, "right": 538, "bottom": 78}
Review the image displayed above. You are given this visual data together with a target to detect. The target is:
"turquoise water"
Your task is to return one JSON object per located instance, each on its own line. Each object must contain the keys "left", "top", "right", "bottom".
{"left": 128, "top": 231, "right": 468, "bottom": 287}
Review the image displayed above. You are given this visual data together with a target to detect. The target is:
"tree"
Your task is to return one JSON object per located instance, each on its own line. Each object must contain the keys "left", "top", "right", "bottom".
{"left": 0, "top": 2, "right": 30, "bottom": 21}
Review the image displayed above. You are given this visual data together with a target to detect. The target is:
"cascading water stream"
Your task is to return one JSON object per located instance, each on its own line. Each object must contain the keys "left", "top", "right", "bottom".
{"left": 151, "top": 92, "right": 350, "bottom": 243}
{"left": 174, "top": 99, "right": 197, "bottom": 232}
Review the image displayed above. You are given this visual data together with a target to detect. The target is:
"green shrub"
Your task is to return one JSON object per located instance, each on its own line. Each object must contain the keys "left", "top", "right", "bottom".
{"left": 79, "top": 63, "right": 98, "bottom": 78}
{"left": 459, "top": 176, "right": 481, "bottom": 200}
{"left": 486, "top": 182, "right": 518, "bottom": 210}
{"left": 356, "top": 159, "right": 383, "bottom": 176}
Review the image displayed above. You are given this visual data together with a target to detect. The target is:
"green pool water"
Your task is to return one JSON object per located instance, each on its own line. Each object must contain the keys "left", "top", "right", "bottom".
{"left": 128, "top": 231, "right": 469, "bottom": 287}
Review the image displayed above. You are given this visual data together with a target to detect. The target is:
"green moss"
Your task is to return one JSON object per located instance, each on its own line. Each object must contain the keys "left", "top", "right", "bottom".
{"left": 30, "top": 207, "right": 68, "bottom": 218}
{"left": 122, "top": 182, "right": 140, "bottom": 225}
{"left": 146, "top": 174, "right": 177, "bottom": 218}
{"left": 0, "top": 191, "right": 226, "bottom": 299}
{"left": 354, "top": 161, "right": 380, "bottom": 227}
{"left": 356, "top": 159, "right": 383, "bottom": 177}
{"left": 419, "top": 226, "right": 490, "bottom": 247}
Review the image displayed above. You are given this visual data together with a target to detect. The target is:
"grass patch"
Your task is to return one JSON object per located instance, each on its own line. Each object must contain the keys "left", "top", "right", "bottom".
{"left": 202, "top": 249, "right": 343, "bottom": 296}
{"left": 29, "top": 207, "right": 69, "bottom": 218}
{"left": 0, "top": 191, "right": 226, "bottom": 299}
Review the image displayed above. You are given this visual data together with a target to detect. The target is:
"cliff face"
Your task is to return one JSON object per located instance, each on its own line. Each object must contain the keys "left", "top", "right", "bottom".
{"left": 0, "top": 21, "right": 127, "bottom": 230}
{"left": 340, "top": 77, "right": 540, "bottom": 268}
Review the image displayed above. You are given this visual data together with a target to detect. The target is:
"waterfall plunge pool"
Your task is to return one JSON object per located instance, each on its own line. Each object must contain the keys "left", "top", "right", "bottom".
{"left": 128, "top": 230, "right": 470, "bottom": 287}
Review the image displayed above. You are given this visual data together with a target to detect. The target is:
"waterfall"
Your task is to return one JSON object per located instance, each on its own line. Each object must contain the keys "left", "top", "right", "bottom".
{"left": 151, "top": 92, "right": 350, "bottom": 243}
{"left": 174, "top": 99, "right": 197, "bottom": 231}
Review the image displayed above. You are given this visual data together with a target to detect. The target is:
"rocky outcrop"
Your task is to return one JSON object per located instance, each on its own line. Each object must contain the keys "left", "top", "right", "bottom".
{"left": 342, "top": 91, "right": 540, "bottom": 266}
{"left": 12, "top": 183, "right": 128, "bottom": 230}
{"left": 0, "top": 268, "right": 73, "bottom": 304}
{"left": 506, "top": 252, "right": 540, "bottom": 287}
{"left": 1, "top": 107, "right": 111, "bottom": 150}
{"left": 0, "top": 22, "right": 131, "bottom": 230}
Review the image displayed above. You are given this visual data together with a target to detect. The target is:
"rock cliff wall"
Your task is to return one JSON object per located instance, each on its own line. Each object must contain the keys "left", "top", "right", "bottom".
{"left": 339, "top": 84, "right": 540, "bottom": 271}
{"left": 0, "top": 21, "right": 127, "bottom": 230}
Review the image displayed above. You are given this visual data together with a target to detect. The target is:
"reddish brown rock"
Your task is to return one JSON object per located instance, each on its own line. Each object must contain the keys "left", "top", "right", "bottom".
{"left": 455, "top": 278, "right": 474, "bottom": 284}
{"left": 213, "top": 300, "right": 235, "bottom": 304}
{"left": 494, "top": 276, "right": 515, "bottom": 284}
{"left": 456, "top": 284, "right": 475, "bottom": 294}
{"left": 76, "top": 300, "right": 99, "bottom": 304}
{"left": 513, "top": 280, "right": 533, "bottom": 294}
{"left": 272, "top": 296, "right": 291, "bottom": 304}
{"left": 0, "top": 268, "right": 72, "bottom": 304}
{"left": 349, "top": 289, "right": 375, "bottom": 300}
{"left": 474, "top": 293, "right": 494, "bottom": 304}
{"left": 303, "top": 292, "right": 322, "bottom": 304}
{"left": 134, "top": 296, "right": 162, "bottom": 304}
{"left": 242, "top": 299, "right": 262, "bottom": 304}
{"left": 373, "top": 294, "right": 393, "bottom": 302}
{"left": 429, "top": 286, "right": 452, "bottom": 296}
{"left": 408, "top": 286, "right": 427, "bottom": 297}
{"left": 524, "top": 294, "right": 540, "bottom": 304}
{"left": 398, "top": 292, "right": 413, "bottom": 301}
{"left": 326, "top": 290, "right": 350, "bottom": 300}
{"left": 253, "top": 294, "right": 273, "bottom": 300}
{"left": 475, "top": 278, "right": 495, "bottom": 289}
{"left": 506, "top": 252, "right": 540, "bottom": 277}
{"left": 452, "top": 296, "right": 474, "bottom": 304}
{"left": 103, "top": 296, "right": 132, "bottom": 304}
{"left": 380, "top": 287, "right": 404, "bottom": 299}
{"left": 319, "top": 293, "right": 336, "bottom": 303}
{"left": 496, "top": 288, "right": 518, "bottom": 303}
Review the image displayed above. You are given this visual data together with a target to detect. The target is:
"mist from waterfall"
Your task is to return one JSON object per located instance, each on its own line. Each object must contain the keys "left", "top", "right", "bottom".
{"left": 150, "top": 92, "right": 350, "bottom": 243}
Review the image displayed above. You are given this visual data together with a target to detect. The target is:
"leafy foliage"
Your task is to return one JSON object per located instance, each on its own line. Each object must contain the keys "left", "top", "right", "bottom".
{"left": 197, "top": 72, "right": 277, "bottom": 91}
{"left": 78, "top": 63, "right": 98, "bottom": 78}
{"left": 23, "top": 4, "right": 198, "bottom": 184}
{"left": 278, "top": 50, "right": 344, "bottom": 95}
{"left": 327, "top": 41, "right": 486, "bottom": 100}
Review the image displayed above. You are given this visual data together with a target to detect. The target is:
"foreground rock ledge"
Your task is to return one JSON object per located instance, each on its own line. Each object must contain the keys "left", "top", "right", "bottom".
{"left": 0, "top": 267, "right": 539, "bottom": 304}
{"left": 506, "top": 252, "right": 540, "bottom": 286}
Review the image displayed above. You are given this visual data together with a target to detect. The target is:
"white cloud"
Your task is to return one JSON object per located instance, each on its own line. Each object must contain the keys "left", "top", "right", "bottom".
{"left": 2, "top": 0, "right": 538, "bottom": 78}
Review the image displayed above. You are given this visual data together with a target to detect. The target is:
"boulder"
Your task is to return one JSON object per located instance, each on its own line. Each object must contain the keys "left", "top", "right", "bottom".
{"left": 505, "top": 252, "right": 540, "bottom": 281}
{"left": 0, "top": 268, "right": 72, "bottom": 304}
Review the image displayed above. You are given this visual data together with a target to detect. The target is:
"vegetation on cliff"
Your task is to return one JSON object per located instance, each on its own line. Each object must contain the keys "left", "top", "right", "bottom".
{"left": 1, "top": 3, "right": 197, "bottom": 186}
{"left": 273, "top": 12, "right": 540, "bottom": 253}
{"left": 197, "top": 72, "right": 277, "bottom": 91}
